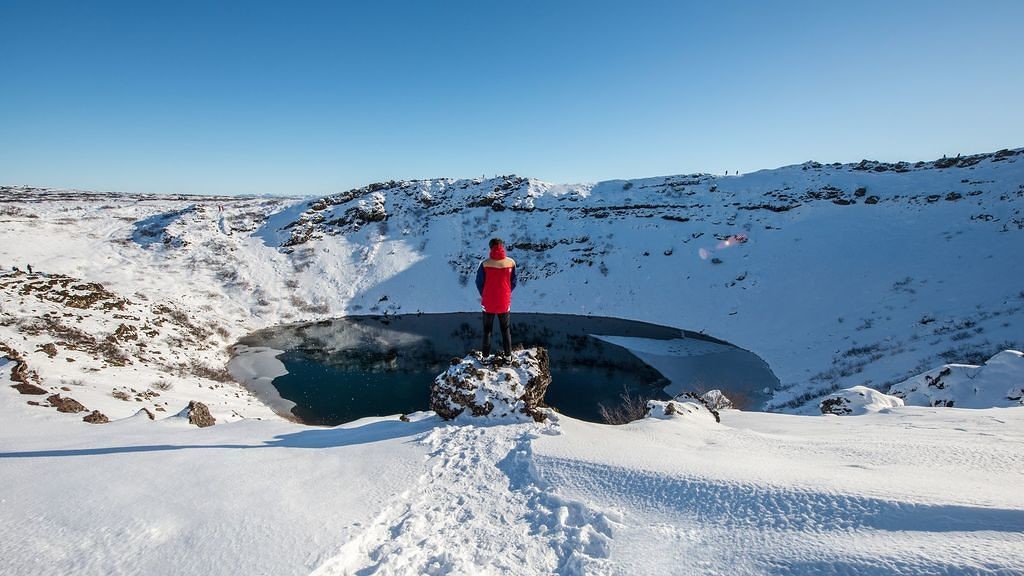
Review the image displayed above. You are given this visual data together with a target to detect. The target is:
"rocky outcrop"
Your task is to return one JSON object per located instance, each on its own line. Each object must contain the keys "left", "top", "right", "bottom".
{"left": 430, "top": 348, "right": 551, "bottom": 422}
{"left": 2, "top": 345, "right": 47, "bottom": 394}
{"left": 647, "top": 390, "right": 732, "bottom": 423}
{"left": 46, "top": 393, "right": 86, "bottom": 413}
{"left": 12, "top": 382, "right": 47, "bottom": 395}
{"left": 83, "top": 410, "right": 109, "bottom": 424}
{"left": 698, "top": 389, "right": 733, "bottom": 412}
{"left": 647, "top": 396, "right": 720, "bottom": 424}
{"left": 182, "top": 400, "right": 216, "bottom": 427}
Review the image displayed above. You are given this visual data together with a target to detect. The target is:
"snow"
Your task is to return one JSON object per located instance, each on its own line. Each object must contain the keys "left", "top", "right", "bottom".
{"left": 2, "top": 150, "right": 1023, "bottom": 574}
{"left": 3, "top": 378, "right": 1021, "bottom": 574}
{"left": 819, "top": 385, "right": 905, "bottom": 415}
{"left": 890, "top": 349, "right": 1024, "bottom": 409}
{"left": 533, "top": 408, "right": 1024, "bottom": 574}
{"left": 227, "top": 344, "right": 296, "bottom": 416}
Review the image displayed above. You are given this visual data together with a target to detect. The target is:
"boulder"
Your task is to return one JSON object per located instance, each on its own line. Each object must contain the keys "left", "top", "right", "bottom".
{"left": 699, "top": 389, "right": 733, "bottom": 411}
{"left": 181, "top": 400, "right": 216, "bottom": 427}
{"left": 46, "top": 393, "right": 86, "bottom": 413}
{"left": 647, "top": 389, "right": 730, "bottom": 423}
{"left": 12, "top": 382, "right": 47, "bottom": 395}
{"left": 83, "top": 410, "right": 109, "bottom": 424}
{"left": 820, "top": 386, "right": 903, "bottom": 415}
{"left": 430, "top": 348, "right": 551, "bottom": 422}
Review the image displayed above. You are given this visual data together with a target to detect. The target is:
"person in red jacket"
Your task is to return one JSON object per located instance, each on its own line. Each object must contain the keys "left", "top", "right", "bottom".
{"left": 475, "top": 237, "right": 518, "bottom": 358}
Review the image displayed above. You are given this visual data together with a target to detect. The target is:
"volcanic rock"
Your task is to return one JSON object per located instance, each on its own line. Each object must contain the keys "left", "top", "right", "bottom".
{"left": 430, "top": 347, "right": 552, "bottom": 422}
{"left": 46, "top": 393, "right": 86, "bottom": 413}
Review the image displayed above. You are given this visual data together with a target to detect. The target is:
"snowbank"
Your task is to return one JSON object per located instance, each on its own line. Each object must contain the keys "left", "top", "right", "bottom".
{"left": 889, "top": 350, "right": 1024, "bottom": 408}
{"left": 819, "top": 385, "right": 905, "bottom": 415}
{"left": 646, "top": 398, "right": 720, "bottom": 423}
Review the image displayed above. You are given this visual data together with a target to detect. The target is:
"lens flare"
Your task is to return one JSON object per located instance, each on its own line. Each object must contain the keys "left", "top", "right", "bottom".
{"left": 699, "top": 234, "right": 748, "bottom": 261}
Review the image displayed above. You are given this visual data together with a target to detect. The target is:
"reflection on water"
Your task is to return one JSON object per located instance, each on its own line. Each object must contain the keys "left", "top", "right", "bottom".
{"left": 234, "top": 313, "right": 779, "bottom": 425}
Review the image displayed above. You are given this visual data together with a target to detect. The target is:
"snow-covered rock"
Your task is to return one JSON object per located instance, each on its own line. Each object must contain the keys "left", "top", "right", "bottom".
{"left": 889, "top": 350, "right": 1024, "bottom": 408}
{"left": 430, "top": 348, "right": 551, "bottom": 422}
{"left": 646, "top": 398, "right": 720, "bottom": 424}
{"left": 699, "top": 389, "right": 734, "bottom": 411}
{"left": 646, "top": 390, "right": 731, "bottom": 423}
{"left": 819, "top": 386, "right": 904, "bottom": 415}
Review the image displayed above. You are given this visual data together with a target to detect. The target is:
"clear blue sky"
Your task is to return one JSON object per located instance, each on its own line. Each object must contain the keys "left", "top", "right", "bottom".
{"left": 2, "top": 0, "right": 1022, "bottom": 196}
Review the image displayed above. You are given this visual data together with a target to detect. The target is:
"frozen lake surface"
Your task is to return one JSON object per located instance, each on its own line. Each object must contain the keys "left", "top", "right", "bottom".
{"left": 232, "top": 313, "right": 780, "bottom": 425}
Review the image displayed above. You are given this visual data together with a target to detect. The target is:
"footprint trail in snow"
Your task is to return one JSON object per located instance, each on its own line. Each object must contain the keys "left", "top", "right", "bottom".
{"left": 310, "top": 421, "right": 619, "bottom": 576}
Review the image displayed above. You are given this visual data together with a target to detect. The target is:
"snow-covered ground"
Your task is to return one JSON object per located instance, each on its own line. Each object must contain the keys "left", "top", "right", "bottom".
{"left": 2, "top": 369, "right": 1022, "bottom": 575}
{"left": 1, "top": 149, "right": 1023, "bottom": 574}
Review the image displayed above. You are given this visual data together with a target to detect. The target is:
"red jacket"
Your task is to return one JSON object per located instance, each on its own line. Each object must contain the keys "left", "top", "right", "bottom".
{"left": 475, "top": 245, "right": 517, "bottom": 313}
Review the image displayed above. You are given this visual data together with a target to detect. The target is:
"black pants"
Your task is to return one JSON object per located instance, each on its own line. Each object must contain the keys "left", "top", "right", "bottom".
{"left": 482, "top": 312, "right": 512, "bottom": 357}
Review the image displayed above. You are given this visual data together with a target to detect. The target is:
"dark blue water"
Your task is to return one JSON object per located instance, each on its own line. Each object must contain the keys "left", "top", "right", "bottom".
{"left": 235, "top": 313, "right": 778, "bottom": 425}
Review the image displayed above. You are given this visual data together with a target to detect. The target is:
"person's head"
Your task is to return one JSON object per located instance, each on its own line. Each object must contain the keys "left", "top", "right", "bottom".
{"left": 489, "top": 238, "right": 504, "bottom": 249}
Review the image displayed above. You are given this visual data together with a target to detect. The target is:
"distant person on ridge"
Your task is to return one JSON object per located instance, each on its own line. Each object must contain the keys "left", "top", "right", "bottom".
{"left": 475, "top": 238, "right": 517, "bottom": 359}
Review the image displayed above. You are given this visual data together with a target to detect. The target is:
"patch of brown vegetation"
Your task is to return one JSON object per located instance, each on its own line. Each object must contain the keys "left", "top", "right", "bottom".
{"left": 11, "top": 274, "right": 128, "bottom": 310}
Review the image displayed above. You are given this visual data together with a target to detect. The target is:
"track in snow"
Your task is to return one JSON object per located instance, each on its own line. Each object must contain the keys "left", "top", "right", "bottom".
{"left": 310, "top": 421, "right": 619, "bottom": 576}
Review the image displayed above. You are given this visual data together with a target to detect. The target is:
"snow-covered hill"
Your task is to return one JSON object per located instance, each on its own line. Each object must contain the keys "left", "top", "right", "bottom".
{"left": 5, "top": 148, "right": 1021, "bottom": 417}
{"left": 2, "top": 150, "right": 1023, "bottom": 575}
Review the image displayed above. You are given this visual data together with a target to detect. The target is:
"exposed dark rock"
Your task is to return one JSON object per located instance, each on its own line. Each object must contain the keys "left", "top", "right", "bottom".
{"left": 864, "top": 196, "right": 880, "bottom": 205}
{"left": 738, "top": 203, "right": 799, "bottom": 212}
{"left": 113, "top": 323, "right": 138, "bottom": 341}
{"left": 661, "top": 215, "right": 691, "bottom": 223}
{"left": 13, "top": 382, "right": 48, "bottom": 395}
{"left": 38, "top": 343, "right": 58, "bottom": 357}
{"left": 819, "top": 396, "right": 851, "bottom": 415}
